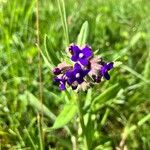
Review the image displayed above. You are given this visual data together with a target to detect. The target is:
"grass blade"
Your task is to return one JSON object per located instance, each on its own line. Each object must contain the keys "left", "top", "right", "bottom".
{"left": 77, "top": 21, "right": 89, "bottom": 46}
{"left": 25, "top": 91, "right": 56, "bottom": 121}
{"left": 44, "top": 35, "right": 60, "bottom": 66}
{"left": 92, "top": 83, "right": 119, "bottom": 105}
{"left": 57, "top": 0, "right": 69, "bottom": 45}
{"left": 122, "top": 65, "right": 150, "bottom": 83}
{"left": 24, "top": 128, "right": 37, "bottom": 150}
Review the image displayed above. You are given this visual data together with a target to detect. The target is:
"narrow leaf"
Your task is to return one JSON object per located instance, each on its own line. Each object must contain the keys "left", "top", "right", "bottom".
{"left": 57, "top": 0, "right": 69, "bottom": 45}
{"left": 92, "top": 83, "right": 119, "bottom": 106}
{"left": 138, "top": 114, "right": 150, "bottom": 126}
{"left": 77, "top": 21, "right": 89, "bottom": 46}
{"left": 129, "top": 32, "right": 141, "bottom": 47}
{"left": 40, "top": 49, "right": 53, "bottom": 69}
{"left": 52, "top": 104, "right": 77, "bottom": 129}
{"left": 122, "top": 65, "right": 150, "bottom": 83}
{"left": 143, "top": 27, "right": 150, "bottom": 97}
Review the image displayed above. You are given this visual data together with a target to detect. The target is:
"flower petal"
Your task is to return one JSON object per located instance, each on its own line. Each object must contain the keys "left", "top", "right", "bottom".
{"left": 71, "top": 55, "right": 78, "bottom": 61}
{"left": 70, "top": 45, "right": 81, "bottom": 62}
{"left": 66, "top": 70, "right": 73, "bottom": 77}
{"left": 82, "top": 46, "right": 93, "bottom": 58}
{"left": 54, "top": 77, "right": 61, "bottom": 83}
{"left": 59, "top": 83, "right": 66, "bottom": 90}
{"left": 101, "top": 65, "right": 107, "bottom": 76}
{"left": 70, "top": 45, "right": 81, "bottom": 54}
{"left": 66, "top": 71, "right": 75, "bottom": 84}
{"left": 104, "top": 72, "right": 110, "bottom": 80}
{"left": 107, "top": 62, "right": 114, "bottom": 70}
{"left": 79, "top": 58, "right": 89, "bottom": 66}
{"left": 77, "top": 78, "right": 84, "bottom": 84}
{"left": 82, "top": 69, "right": 90, "bottom": 77}
{"left": 74, "top": 63, "right": 82, "bottom": 70}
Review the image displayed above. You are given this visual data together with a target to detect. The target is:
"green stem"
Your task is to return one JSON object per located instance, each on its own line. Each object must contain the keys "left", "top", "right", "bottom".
{"left": 76, "top": 96, "right": 89, "bottom": 150}
{"left": 37, "top": 114, "right": 44, "bottom": 150}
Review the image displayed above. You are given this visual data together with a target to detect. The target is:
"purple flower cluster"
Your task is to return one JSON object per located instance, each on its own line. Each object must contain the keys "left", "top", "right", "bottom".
{"left": 53, "top": 44, "right": 114, "bottom": 91}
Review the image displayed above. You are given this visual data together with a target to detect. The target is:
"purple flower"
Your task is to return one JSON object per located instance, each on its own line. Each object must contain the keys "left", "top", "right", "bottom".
{"left": 54, "top": 77, "right": 67, "bottom": 90}
{"left": 100, "top": 62, "right": 113, "bottom": 80}
{"left": 69, "top": 44, "right": 93, "bottom": 66}
{"left": 66, "top": 63, "right": 90, "bottom": 85}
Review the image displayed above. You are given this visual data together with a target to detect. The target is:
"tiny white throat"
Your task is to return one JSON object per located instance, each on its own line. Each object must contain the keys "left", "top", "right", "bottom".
{"left": 75, "top": 73, "right": 80, "bottom": 78}
{"left": 79, "top": 53, "right": 84, "bottom": 58}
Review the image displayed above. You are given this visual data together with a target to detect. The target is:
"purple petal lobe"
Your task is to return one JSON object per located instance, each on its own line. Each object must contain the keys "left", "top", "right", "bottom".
{"left": 82, "top": 46, "right": 93, "bottom": 58}
{"left": 71, "top": 55, "right": 78, "bottom": 61}
{"left": 77, "top": 78, "right": 84, "bottom": 84}
{"left": 70, "top": 45, "right": 81, "bottom": 62}
{"left": 104, "top": 72, "right": 110, "bottom": 80}
{"left": 71, "top": 45, "right": 81, "bottom": 54}
{"left": 66, "top": 71, "right": 75, "bottom": 84}
{"left": 54, "top": 77, "right": 60, "bottom": 83}
{"left": 59, "top": 83, "right": 66, "bottom": 90}
{"left": 101, "top": 64, "right": 107, "bottom": 76}
{"left": 79, "top": 58, "right": 89, "bottom": 66}
{"left": 100, "top": 62, "right": 113, "bottom": 80}
{"left": 107, "top": 62, "right": 114, "bottom": 70}
{"left": 82, "top": 69, "right": 90, "bottom": 77}
{"left": 74, "top": 63, "right": 82, "bottom": 70}
{"left": 66, "top": 71, "right": 73, "bottom": 77}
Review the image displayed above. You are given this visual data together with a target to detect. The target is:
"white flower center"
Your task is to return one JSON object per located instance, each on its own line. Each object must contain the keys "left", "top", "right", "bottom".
{"left": 60, "top": 81, "right": 63, "bottom": 84}
{"left": 79, "top": 53, "right": 84, "bottom": 58}
{"left": 75, "top": 73, "right": 80, "bottom": 78}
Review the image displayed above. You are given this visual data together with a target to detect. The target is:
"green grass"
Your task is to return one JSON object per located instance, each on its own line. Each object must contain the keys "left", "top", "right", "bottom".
{"left": 0, "top": 0, "right": 150, "bottom": 149}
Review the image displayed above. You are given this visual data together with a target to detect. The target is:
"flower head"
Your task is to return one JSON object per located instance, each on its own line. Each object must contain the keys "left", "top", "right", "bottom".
{"left": 52, "top": 44, "right": 114, "bottom": 91}
{"left": 69, "top": 44, "right": 93, "bottom": 66}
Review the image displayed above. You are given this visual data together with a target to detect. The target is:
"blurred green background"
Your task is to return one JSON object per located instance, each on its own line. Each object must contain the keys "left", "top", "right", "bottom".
{"left": 0, "top": 0, "right": 150, "bottom": 149}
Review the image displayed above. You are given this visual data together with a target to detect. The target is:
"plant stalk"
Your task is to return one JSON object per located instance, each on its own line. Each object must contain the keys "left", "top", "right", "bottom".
{"left": 76, "top": 96, "right": 89, "bottom": 150}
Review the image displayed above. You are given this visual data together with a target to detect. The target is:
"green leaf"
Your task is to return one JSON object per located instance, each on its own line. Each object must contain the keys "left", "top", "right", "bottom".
{"left": 143, "top": 27, "right": 150, "bottom": 98}
{"left": 138, "top": 114, "right": 150, "bottom": 126}
{"left": 92, "top": 83, "right": 119, "bottom": 110}
{"left": 40, "top": 49, "right": 53, "bottom": 70}
{"left": 83, "top": 89, "right": 92, "bottom": 110}
{"left": 129, "top": 32, "right": 141, "bottom": 47}
{"left": 52, "top": 103, "right": 77, "bottom": 129}
{"left": 77, "top": 21, "right": 89, "bottom": 46}
{"left": 24, "top": 0, "right": 36, "bottom": 22}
